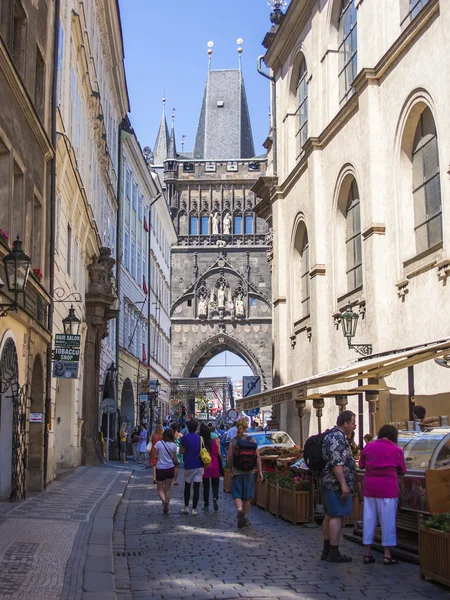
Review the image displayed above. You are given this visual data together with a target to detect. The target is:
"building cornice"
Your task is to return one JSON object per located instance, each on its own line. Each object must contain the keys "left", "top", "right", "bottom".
{"left": 0, "top": 39, "right": 54, "bottom": 160}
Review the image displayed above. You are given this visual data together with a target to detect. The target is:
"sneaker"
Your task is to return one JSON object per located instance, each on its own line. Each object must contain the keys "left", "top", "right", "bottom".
{"left": 213, "top": 498, "right": 219, "bottom": 511}
{"left": 191, "top": 509, "right": 198, "bottom": 516}
{"left": 243, "top": 517, "right": 250, "bottom": 527}
{"left": 326, "top": 553, "right": 352, "bottom": 563}
{"left": 237, "top": 509, "right": 245, "bottom": 528}
{"left": 163, "top": 501, "right": 169, "bottom": 514}
{"left": 182, "top": 506, "right": 189, "bottom": 514}
{"left": 203, "top": 505, "right": 209, "bottom": 512}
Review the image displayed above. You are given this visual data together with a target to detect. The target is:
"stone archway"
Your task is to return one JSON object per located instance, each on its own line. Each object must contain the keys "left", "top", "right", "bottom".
{"left": 121, "top": 378, "right": 134, "bottom": 426}
{"left": 182, "top": 333, "right": 263, "bottom": 382}
{"left": 28, "top": 354, "right": 45, "bottom": 491}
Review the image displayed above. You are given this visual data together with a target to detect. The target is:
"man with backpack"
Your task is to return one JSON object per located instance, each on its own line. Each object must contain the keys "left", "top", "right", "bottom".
{"left": 227, "top": 418, "right": 263, "bottom": 528}
{"left": 318, "top": 410, "right": 356, "bottom": 562}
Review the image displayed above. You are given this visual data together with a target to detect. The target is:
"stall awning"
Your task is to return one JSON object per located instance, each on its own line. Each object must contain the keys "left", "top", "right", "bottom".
{"left": 236, "top": 337, "right": 450, "bottom": 411}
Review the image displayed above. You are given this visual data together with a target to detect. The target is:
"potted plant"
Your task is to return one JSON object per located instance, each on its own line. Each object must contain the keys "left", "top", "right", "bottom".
{"left": 32, "top": 267, "right": 43, "bottom": 282}
{"left": 223, "top": 465, "right": 232, "bottom": 493}
{"left": 0, "top": 228, "right": 8, "bottom": 247}
{"left": 278, "top": 470, "right": 312, "bottom": 524}
{"left": 419, "top": 513, "right": 450, "bottom": 587}
{"left": 254, "top": 468, "right": 270, "bottom": 511}
{"left": 263, "top": 468, "right": 280, "bottom": 516}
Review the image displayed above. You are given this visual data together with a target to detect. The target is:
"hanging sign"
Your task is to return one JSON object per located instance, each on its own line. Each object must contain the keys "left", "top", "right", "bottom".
{"left": 54, "top": 334, "right": 81, "bottom": 348}
{"left": 52, "top": 361, "right": 79, "bottom": 379}
{"left": 53, "top": 347, "right": 81, "bottom": 362}
{"left": 29, "top": 413, "right": 43, "bottom": 423}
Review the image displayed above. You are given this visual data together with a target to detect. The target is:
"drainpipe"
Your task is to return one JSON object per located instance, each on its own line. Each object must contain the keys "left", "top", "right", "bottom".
{"left": 43, "top": 0, "right": 61, "bottom": 490}
{"left": 257, "top": 55, "right": 277, "bottom": 177}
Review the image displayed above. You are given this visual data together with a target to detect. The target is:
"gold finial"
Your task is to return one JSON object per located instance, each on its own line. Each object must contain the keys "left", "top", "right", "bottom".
{"left": 237, "top": 37, "right": 243, "bottom": 54}
{"left": 207, "top": 40, "right": 214, "bottom": 56}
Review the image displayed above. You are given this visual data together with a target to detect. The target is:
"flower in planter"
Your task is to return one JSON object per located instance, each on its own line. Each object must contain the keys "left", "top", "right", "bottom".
{"left": 424, "top": 513, "right": 450, "bottom": 533}
{"left": 32, "top": 267, "right": 43, "bottom": 281}
{"left": 0, "top": 228, "right": 8, "bottom": 242}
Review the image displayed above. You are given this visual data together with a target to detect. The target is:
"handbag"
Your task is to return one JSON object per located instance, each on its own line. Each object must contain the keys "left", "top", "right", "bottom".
{"left": 146, "top": 441, "right": 152, "bottom": 452}
{"left": 199, "top": 437, "right": 212, "bottom": 468}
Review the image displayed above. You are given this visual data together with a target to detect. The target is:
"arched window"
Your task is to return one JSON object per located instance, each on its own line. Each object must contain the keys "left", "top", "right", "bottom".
{"left": 233, "top": 213, "right": 242, "bottom": 234}
{"left": 345, "top": 179, "right": 362, "bottom": 291}
{"left": 338, "top": 0, "right": 357, "bottom": 106}
{"left": 244, "top": 213, "right": 253, "bottom": 234}
{"left": 189, "top": 214, "right": 198, "bottom": 235}
{"left": 412, "top": 107, "right": 442, "bottom": 253}
{"left": 296, "top": 56, "right": 308, "bottom": 155}
{"left": 300, "top": 229, "right": 310, "bottom": 317}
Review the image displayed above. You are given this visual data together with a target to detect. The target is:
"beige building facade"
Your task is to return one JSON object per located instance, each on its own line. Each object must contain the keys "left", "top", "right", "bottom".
{"left": 0, "top": 0, "right": 55, "bottom": 498}
{"left": 53, "top": 0, "right": 128, "bottom": 469}
{"left": 253, "top": 0, "right": 450, "bottom": 443}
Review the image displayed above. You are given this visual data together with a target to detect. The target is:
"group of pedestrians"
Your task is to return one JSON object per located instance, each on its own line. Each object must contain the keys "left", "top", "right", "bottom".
{"left": 319, "top": 410, "right": 406, "bottom": 564}
{"left": 153, "top": 419, "right": 224, "bottom": 516}
{"left": 119, "top": 424, "right": 148, "bottom": 464}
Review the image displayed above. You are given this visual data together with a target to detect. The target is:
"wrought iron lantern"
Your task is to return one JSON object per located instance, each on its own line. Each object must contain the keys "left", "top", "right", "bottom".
{"left": 340, "top": 303, "right": 372, "bottom": 356}
{"left": 62, "top": 305, "right": 81, "bottom": 335}
{"left": 0, "top": 236, "right": 31, "bottom": 317}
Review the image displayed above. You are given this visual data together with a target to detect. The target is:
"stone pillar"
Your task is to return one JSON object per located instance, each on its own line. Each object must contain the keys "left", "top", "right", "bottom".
{"left": 296, "top": 399, "right": 307, "bottom": 449}
{"left": 335, "top": 394, "right": 348, "bottom": 413}
{"left": 366, "top": 391, "right": 379, "bottom": 437}
{"left": 82, "top": 248, "right": 118, "bottom": 466}
{"left": 313, "top": 397, "right": 325, "bottom": 433}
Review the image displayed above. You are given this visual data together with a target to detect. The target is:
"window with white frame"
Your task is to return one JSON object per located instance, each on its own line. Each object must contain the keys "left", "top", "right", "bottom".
{"left": 338, "top": 0, "right": 357, "bottom": 106}
{"left": 345, "top": 179, "right": 362, "bottom": 291}
{"left": 401, "top": 0, "right": 430, "bottom": 27}
{"left": 412, "top": 107, "right": 442, "bottom": 254}
{"left": 295, "top": 56, "right": 308, "bottom": 155}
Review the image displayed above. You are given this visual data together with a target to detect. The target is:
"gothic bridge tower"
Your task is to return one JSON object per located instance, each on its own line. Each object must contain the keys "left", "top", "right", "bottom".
{"left": 155, "top": 60, "right": 272, "bottom": 406}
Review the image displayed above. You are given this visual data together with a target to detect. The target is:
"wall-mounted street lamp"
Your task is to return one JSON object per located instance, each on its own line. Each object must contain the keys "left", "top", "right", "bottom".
{"left": 62, "top": 305, "right": 81, "bottom": 335}
{"left": 340, "top": 303, "right": 372, "bottom": 357}
{"left": 0, "top": 236, "right": 31, "bottom": 317}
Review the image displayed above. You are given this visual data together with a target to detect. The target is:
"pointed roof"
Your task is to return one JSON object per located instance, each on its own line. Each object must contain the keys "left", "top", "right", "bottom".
{"left": 167, "top": 111, "right": 177, "bottom": 159}
{"left": 152, "top": 100, "right": 169, "bottom": 165}
{"left": 193, "top": 69, "right": 255, "bottom": 160}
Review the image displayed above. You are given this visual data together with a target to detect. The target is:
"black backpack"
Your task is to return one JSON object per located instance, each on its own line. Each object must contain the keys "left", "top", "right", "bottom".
{"left": 303, "top": 430, "right": 330, "bottom": 472}
{"left": 233, "top": 437, "right": 258, "bottom": 471}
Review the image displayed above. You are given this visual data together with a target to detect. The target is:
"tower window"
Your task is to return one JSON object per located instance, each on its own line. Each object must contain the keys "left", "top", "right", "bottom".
{"left": 200, "top": 216, "right": 209, "bottom": 235}
{"left": 234, "top": 215, "right": 242, "bottom": 234}
{"left": 190, "top": 216, "right": 198, "bottom": 235}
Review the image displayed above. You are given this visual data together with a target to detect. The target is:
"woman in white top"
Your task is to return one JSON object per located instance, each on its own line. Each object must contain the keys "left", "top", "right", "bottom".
{"left": 154, "top": 428, "right": 178, "bottom": 514}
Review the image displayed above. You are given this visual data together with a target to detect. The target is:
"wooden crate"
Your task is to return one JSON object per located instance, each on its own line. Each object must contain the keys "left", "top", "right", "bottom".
{"left": 419, "top": 525, "right": 450, "bottom": 587}
{"left": 344, "top": 494, "right": 363, "bottom": 526}
{"left": 255, "top": 476, "right": 268, "bottom": 511}
{"left": 268, "top": 482, "right": 279, "bottom": 517}
{"left": 279, "top": 488, "right": 310, "bottom": 524}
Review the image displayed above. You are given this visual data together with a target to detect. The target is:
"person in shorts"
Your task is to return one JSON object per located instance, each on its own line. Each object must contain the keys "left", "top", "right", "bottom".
{"left": 180, "top": 419, "right": 203, "bottom": 515}
{"left": 227, "top": 418, "right": 263, "bottom": 528}
{"left": 154, "top": 428, "right": 178, "bottom": 514}
{"left": 319, "top": 410, "right": 356, "bottom": 562}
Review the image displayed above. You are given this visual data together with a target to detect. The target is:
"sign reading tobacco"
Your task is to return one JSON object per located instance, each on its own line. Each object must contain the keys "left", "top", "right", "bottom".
{"left": 53, "top": 334, "right": 81, "bottom": 379}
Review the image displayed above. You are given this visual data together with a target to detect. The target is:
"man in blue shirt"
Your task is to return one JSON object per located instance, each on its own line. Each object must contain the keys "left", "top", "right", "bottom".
{"left": 180, "top": 420, "right": 203, "bottom": 515}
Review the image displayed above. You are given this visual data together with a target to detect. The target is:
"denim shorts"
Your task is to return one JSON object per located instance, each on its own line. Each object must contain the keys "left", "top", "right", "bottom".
{"left": 322, "top": 488, "right": 352, "bottom": 517}
{"left": 232, "top": 474, "right": 255, "bottom": 500}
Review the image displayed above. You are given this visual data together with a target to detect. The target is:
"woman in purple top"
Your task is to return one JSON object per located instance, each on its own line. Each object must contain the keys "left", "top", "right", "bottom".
{"left": 180, "top": 420, "right": 204, "bottom": 515}
{"left": 200, "top": 424, "right": 221, "bottom": 511}
{"left": 359, "top": 424, "right": 407, "bottom": 565}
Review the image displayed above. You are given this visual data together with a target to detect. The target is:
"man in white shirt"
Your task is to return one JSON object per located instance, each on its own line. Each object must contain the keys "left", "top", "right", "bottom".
{"left": 226, "top": 423, "right": 238, "bottom": 441}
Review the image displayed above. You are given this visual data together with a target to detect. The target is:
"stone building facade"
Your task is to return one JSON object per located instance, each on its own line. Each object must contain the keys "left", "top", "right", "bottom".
{"left": 154, "top": 68, "right": 272, "bottom": 409}
{"left": 252, "top": 0, "right": 450, "bottom": 444}
{"left": 0, "top": 0, "right": 55, "bottom": 499}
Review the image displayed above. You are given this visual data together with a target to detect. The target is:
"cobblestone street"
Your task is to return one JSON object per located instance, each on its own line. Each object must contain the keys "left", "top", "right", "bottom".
{"left": 0, "top": 466, "right": 130, "bottom": 600}
{"left": 113, "top": 468, "right": 450, "bottom": 600}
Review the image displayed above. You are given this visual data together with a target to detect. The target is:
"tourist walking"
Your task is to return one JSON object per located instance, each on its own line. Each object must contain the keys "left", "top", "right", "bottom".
{"left": 119, "top": 425, "right": 128, "bottom": 464}
{"left": 154, "top": 428, "right": 179, "bottom": 514}
{"left": 170, "top": 422, "right": 182, "bottom": 484}
{"left": 180, "top": 419, "right": 203, "bottom": 515}
{"left": 200, "top": 423, "right": 221, "bottom": 511}
{"left": 149, "top": 424, "right": 164, "bottom": 483}
{"left": 227, "top": 418, "right": 263, "bottom": 528}
{"left": 319, "top": 410, "right": 357, "bottom": 562}
{"left": 137, "top": 425, "right": 148, "bottom": 465}
{"left": 359, "top": 424, "right": 406, "bottom": 565}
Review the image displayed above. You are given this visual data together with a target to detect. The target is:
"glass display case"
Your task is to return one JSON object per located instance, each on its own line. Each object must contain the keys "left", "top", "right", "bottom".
{"left": 403, "top": 428, "right": 450, "bottom": 471}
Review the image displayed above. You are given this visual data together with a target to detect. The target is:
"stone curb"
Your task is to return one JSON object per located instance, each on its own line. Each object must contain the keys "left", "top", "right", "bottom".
{"left": 82, "top": 468, "right": 132, "bottom": 600}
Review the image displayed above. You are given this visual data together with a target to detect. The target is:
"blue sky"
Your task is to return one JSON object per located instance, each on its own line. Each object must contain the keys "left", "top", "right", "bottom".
{"left": 118, "top": 0, "right": 276, "bottom": 157}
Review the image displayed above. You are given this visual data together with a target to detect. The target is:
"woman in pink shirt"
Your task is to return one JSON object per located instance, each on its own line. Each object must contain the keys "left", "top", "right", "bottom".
{"left": 359, "top": 424, "right": 406, "bottom": 565}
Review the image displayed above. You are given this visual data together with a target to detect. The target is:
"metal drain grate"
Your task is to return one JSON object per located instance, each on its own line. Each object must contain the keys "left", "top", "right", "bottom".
{"left": 116, "top": 551, "right": 144, "bottom": 557}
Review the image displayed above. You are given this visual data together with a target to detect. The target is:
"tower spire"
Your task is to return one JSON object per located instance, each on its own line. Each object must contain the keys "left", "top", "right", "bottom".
{"left": 237, "top": 38, "right": 243, "bottom": 71}
{"left": 152, "top": 92, "right": 170, "bottom": 165}
{"left": 167, "top": 108, "right": 177, "bottom": 159}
